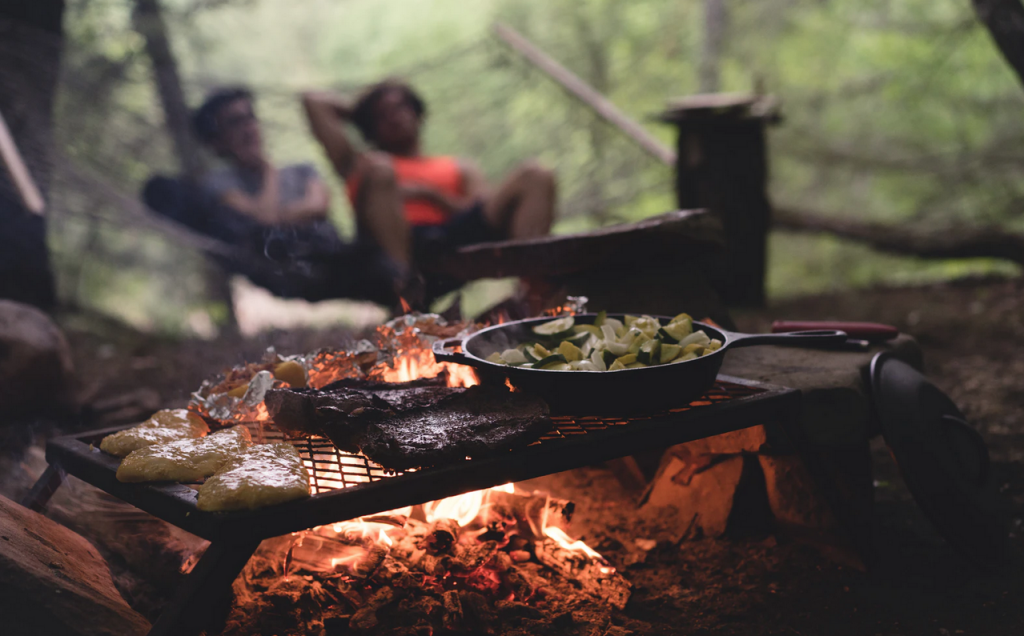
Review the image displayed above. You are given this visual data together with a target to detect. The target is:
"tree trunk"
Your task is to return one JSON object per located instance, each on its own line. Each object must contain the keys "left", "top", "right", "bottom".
{"left": 131, "top": 0, "right": 238, "bottom": 332}
{"left": 774, "top": 207, "right": 1024, "bottom": 267}
{"left": 130, "top": 0, "right": 205, "bottom": 180}
{"left": 699, "top": 0, "right": 726, "bottom": 93}
{"left": 0, "top": 1, "right": 64, "bottom": 311}
{"left": 972, "top": 0, "right": 1024, "bottom": 90}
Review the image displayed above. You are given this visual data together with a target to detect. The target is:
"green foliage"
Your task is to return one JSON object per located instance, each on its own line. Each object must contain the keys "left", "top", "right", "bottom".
{"left": 49, "top": 0, "right": 1024, "bottom": 333}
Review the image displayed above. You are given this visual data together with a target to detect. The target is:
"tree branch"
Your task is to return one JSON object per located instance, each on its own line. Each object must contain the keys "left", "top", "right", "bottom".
{"left": 774, "top": 207, "right": 1024, "bottom": 267}
{"left": 972, "top": 0, "right": 1024, "bottom": 90}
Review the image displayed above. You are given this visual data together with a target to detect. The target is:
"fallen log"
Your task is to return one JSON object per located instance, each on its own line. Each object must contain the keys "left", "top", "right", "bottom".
{"left": 774, "top": 207, "right": 1024, "bottom": 268}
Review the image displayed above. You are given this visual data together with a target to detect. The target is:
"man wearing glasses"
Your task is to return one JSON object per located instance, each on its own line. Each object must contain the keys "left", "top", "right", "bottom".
{"left": 194, "top": 87, "right": 330, "bottom": 226}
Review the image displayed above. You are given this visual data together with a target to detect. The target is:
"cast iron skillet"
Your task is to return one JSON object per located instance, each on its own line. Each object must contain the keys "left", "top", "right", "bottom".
{"left": 432, "top": 313, "right": 847, "bottom": 414}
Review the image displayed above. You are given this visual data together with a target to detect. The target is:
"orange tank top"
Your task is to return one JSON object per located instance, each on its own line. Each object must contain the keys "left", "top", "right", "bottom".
{"left": 347, "top": 155, "right": 464, "bottom": 227}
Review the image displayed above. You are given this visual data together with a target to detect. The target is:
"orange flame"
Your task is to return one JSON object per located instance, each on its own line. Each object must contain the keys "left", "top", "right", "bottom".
{"left": 378, "top": 344, "right": 479, "bottom": 388}
{"left": 422, "top": 483, "right": 516, "bottom": 527}
{"left": 399, "top": 297, "right": 412, "bottom": 314}
{"left": 543, "top": 526, "right": 605, "bottom": 561}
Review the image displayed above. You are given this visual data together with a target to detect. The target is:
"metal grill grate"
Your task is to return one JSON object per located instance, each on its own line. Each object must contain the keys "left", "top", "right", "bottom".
{"left": 242, "top": 379, "right": 765, "bottom": 494}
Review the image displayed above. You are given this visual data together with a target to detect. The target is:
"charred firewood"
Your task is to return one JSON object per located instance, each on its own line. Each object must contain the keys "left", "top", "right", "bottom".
{"left": 419, "top": 553, "right": 451, "bottom": 577}
{"left": 441, "top": 590, "right": 463, "bottom": 632}
{"left": 396, "top": 595, "right": 443, "bottom": 623}
{"left": 420, "top": 518, "right": 460, "bottom": 554}
{"left": 502, "top": 566, "right": 534, "bottom": 601}
{"left": 348, "top": 585, "right": 395, "bottom": 631}
{"left": 494, "top": 598, "right": 544, "bottom": 620}
{"left": 452, "top": 540, "right": 499, "bottom": 572}
{"left": 333, "top": 579, "right": 367, "bottom": 610}
{"left": 489, "top": 550, "right": 513, "bottom": 573}
{"left": 458, "top": 589, "right": 497, "bottom": 635}
{"left": 349, "top": 543, "right": 389, "bottom": 581}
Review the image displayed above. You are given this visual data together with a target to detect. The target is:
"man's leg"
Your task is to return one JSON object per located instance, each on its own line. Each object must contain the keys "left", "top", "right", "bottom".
{"left": 482, "top": 160, "right": 556, "bottom": 239}
{"left": 353, "top": 154, "right": 411, "bottom": 269}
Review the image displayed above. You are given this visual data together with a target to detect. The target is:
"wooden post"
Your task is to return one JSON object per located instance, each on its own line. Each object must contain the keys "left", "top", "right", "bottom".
{"left": 658, "top": 94, "right": 781, "bottom": 307}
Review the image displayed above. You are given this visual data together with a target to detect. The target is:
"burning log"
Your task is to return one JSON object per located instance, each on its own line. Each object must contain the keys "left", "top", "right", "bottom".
{"left": 441, "top": 589, "right": 464, "bottom": 632}
{"left": 452, "top": 540, "right": 500, "bottom": 572}
{"left": 421, "top": 518, "right": 460, "bottom": 554}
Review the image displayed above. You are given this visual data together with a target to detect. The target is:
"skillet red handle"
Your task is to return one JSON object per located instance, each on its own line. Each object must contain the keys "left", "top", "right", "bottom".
{"left": 772, "top": 320, "right": 898, "bottom": 342}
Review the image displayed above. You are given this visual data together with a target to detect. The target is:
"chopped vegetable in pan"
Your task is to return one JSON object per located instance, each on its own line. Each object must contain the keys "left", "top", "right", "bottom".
{"left": 485, "top": 314, "right": 722, "bottom": 371}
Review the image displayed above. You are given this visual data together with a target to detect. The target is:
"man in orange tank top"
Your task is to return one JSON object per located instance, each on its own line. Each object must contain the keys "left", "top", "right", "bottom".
{"left": 302, "top": 80, "right": 556, "bottom": 292}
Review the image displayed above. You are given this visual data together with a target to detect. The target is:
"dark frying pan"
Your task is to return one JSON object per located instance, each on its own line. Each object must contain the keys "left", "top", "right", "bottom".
{"left": 432, "top": 313, "right": 846, "bottom": 414}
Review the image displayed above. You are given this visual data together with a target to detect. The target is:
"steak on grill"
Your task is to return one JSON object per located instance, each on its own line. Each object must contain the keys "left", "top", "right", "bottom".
{"left": 264, "top": 381, "right": 552, "bottom": 470}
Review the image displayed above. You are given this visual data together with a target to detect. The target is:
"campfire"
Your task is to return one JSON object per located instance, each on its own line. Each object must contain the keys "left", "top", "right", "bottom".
{"left": 188, "top": 313, "right": 628, "bottom": 635}
{"left": 222, "top": 485, "right": 628, "bottom": 635}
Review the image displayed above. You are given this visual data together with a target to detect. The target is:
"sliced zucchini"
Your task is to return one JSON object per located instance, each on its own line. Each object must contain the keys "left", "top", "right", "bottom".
{"left": 573, "top": 324, "right": 603, "bottom": 337}
{"left": 671, "top": 351, "right": 699, "bottom": 363}
{"left": 678, "top": 331, "right": 711, "bottom": 348}
{"left": 601, "top": 349, "right": 617, "bottom": 368}
{"left": 500, "top": 348, "right": 528, "bottom": 365}
{"left": 625, "top": 362, "right": 648, "bottom": 369}
{"left": 608, "top": 360, "right": 626, "bottom": 371}
{"left": 657, "top": 327, "right": 679, "bottom": 344}
{"left": 522, "top": 343, "right": 550, "bottom": 363}
{"left": 627, "top": 334, "right": 647, "bottom": 355}
{"left": 564, "top": 331, "right": 591, "bottom": 348}
{"left": 486, "top": 352, "right": 505, "bottom": 364}
{"left": 671, "top": 312, "right": 693, "bottom": 325}
{"left": 615, "top": 353, "right": 638, "bottom": 366}
{"left": 532, "top": 316, "right": 575, "bottom": 339}
{"left": 708, "top": 339, "right": 723, "bottom": 351}
{"left": 661, "top": 320, "right": 693, "bottom": 342}
{"left": 659, "top": 343, "right": 683, "bottom": 364}
{"left": 557, "top": 340, "right": 584, "bottom": 362}
{"left": 532, "top": 353, "right": 568, "bottom": 369}
{"left": 623, "top": 315, "right": 640, "bottom": 328}
{"left": 682, "top": 343, "right": 705, "bottom": 356}
{"left": 637, "top": 339, "right": 661, "bottom": 365}
{"left": 594, "top": 310, "right": 607, "bottom": 327}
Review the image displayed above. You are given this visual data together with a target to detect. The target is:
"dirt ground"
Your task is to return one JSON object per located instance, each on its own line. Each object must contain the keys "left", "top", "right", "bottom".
{"left": 6, "top": 276, "right": 1024, "bottom": 635}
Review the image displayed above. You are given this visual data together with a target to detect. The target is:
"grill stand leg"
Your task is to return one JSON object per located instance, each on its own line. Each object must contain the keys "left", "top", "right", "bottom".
{"left": 147, "top": 538, "right": 261, "bottom": 636}
{"left": 21, "top": 463, "right": 66, "bottom": 512}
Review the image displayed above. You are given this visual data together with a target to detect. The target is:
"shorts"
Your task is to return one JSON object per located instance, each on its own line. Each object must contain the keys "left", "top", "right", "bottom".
{"left": 410, "top": 201, "right": 500, "bottom": 261}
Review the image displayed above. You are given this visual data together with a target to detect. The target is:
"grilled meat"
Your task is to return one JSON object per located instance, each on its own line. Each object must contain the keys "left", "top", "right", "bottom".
{"left": 265, "top": 382, "right": 551, "bottom": 470}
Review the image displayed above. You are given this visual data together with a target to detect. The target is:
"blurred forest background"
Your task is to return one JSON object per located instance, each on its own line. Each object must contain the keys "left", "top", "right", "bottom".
{"left": 48, "top": 0, "right": 1024, "bottom": 335}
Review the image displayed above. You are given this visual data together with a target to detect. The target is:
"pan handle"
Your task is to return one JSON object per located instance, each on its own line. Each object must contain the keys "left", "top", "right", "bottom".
{"left": 725, "top": 329, "right": 849, "bottom": 349}
{"left": 431, "top": 336, "right": 470, "bottom": 365}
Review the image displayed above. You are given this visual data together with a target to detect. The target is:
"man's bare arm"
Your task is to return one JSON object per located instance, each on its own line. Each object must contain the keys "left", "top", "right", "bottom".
{"left": 281, "top": 176, "right": 331, "bottom": 224}
{"left": 302, "top": 91, "right": 363, "bottom": 179}
{"left": 219, "top": 162, "right": 281, "bottom": 225}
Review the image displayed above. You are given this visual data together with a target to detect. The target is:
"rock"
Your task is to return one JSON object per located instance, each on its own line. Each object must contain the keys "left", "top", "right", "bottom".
{"left": 721, "top": 334, "right": 922, "bottom": 448}
{"left": 0, "top": 494, "right": 151, "bottom": 636}
{"left": 640, "top": 454, "right": 745, "bottom": 540}
{"left": 758, "top": 455, "right": 836, "bottom": 532}
{"left": 0, "top": 300, "right": 75, "bottom": 418}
